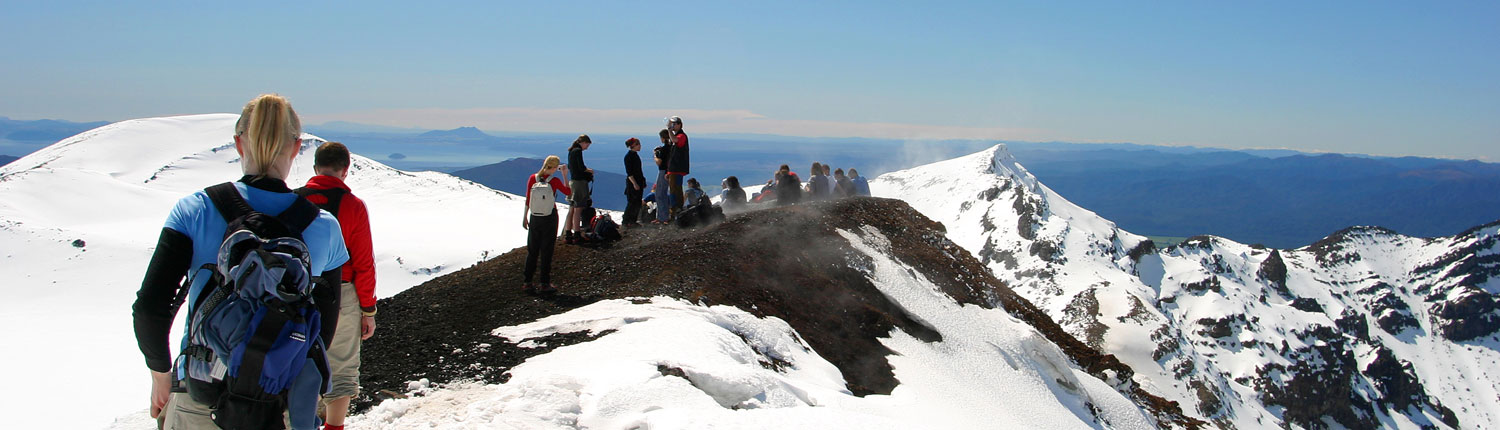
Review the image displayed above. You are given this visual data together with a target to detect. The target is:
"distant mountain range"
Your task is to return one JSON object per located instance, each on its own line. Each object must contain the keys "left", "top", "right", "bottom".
{"left": 0, "top": 116, "right": 112, "bottom": 158}
{"left": 451, "top": 157, "right": 632, "bottom": 211}
{"left": 0, "top": 116, "right": 111, "bottom": 142}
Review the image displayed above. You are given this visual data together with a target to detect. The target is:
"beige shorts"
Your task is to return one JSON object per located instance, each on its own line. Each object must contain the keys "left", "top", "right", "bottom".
{"left": 162, "top": 392, "right": 215, "bottom": 430}
{"left": 322, "top": 282, "right": 363, "bottom": 399}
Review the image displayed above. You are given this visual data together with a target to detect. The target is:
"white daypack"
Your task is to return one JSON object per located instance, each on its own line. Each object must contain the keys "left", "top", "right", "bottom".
{"left": 529, "top": 175, "right": 556, "bottom": 216}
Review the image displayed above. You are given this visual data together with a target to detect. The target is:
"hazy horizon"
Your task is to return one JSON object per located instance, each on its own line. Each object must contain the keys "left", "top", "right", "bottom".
{"left": 2, "top": 115, "right": 1495, "bottom": 164}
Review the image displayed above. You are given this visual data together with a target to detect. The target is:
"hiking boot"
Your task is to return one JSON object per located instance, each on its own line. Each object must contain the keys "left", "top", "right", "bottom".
{"left": 522, "top": 283, "right": 535, "bottom": 293}
{"left": 564, "top": 232, "right": 576, "bottom": 245}
{"left": 537, "top": 283, "right": 558, "bottom": 295}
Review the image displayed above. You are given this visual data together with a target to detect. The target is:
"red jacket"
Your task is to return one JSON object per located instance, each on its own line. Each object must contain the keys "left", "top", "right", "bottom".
{"left": 301, "top": 175, "right": 377, "bottom": 311}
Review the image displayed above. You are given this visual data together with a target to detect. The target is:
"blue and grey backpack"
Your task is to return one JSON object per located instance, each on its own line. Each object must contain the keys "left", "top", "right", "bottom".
{"left": 174, "top": 182, "right": 330, "bottom": 430}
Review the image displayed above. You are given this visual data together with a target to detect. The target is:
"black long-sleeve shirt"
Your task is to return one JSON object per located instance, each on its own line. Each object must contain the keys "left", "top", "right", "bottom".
{"left": 624, "top": 151, "right": 645, "bottom": 191}
{"left": 653, "top": 144, "right": 671, "bottom": 172}
{"left": 568, "top": 146, "right": 593, "bottom": 182}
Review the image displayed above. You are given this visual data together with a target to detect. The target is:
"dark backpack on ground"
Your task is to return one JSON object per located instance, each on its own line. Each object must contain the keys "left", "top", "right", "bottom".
{"left": 585, "top": 213, "right": 622, "bottom": 242}
{"left": 676, "top": 196, "right": 725, "bottom": 229}
{"left": 176, "top": 182, "right": 330, "bottom": 430}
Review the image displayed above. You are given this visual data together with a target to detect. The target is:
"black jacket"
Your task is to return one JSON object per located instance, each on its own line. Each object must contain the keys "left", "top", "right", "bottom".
{"left": 667, "top": 132, "right": 689, "bottom": 175}
{"left": 568, "top": 146, "right": 592, "bottom": 182}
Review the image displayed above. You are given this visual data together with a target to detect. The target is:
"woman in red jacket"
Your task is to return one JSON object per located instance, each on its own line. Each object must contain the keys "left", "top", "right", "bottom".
{"left": 523, "top": 156, "right": 571, "bottom": 294}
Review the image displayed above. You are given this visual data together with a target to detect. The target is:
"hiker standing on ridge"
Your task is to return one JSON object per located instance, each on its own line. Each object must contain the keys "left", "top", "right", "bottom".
{"left": 665, "top": 116, "right": 690, "bottom": 218}
{"left": 565, "top": 135, "right": 594, "bottom": 244}
{"left": 523, "top": 156, "right": 572, "bottom": 294}
{"left": 622, "top": 137, "right": 646, "bottom": 228}
{"left": 133, "top": 94, "right": 348, "bottom": 430}
{"left": 652, "top": 129, "right": 673, "bottom": 224}
{"left": 294, "top": 141, "right": 376, "bottom": 430}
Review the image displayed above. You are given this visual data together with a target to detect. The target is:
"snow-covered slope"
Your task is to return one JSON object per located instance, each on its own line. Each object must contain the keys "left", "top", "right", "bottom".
{"left": 874, "top": 144, "right": 1500, "bottom": 429}
{"left": 0, "top": 114, "right": 529, "bottom": 429}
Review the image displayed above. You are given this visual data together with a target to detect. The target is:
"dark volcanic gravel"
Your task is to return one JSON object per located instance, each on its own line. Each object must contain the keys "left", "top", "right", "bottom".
{"left": 354, "top": 197, "right": 1203, "bottom": 428}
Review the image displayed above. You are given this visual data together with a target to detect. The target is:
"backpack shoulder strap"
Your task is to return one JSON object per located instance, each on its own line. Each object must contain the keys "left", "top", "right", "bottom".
{"left": 208, "top": 182, "right": 320, "bottom": 234}
{"left": 205, "top": 182, "right": 254, "bottom": 223}
{"left": 277, "top": 194, "right": 322, "bottom": 234}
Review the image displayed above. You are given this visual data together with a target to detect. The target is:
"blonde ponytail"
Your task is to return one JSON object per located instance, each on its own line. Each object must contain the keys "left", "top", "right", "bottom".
{"left": 234, "top": 94, "right": 301, "bottom": 179}
{"left": 537, "top": 155, "right": 561, "bottom": 178}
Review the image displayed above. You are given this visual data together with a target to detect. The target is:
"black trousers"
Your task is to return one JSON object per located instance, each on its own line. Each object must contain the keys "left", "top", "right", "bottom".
{"left": 623, "top": 186, "right": 644, "bottom": 225}
{"left": 523, "top": 213, "right": 559, "bottom": 284}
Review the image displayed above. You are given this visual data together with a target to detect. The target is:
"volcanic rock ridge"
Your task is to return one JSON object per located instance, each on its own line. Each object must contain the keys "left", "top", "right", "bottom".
{"left": 358, "top": 197, "right": 1203, "bottom": 428}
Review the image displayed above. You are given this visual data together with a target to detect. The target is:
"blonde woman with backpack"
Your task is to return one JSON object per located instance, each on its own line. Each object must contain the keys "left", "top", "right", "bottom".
{"left": 132, "top": 94, "right": 349, "bottom": 429}
{"left": 523, "top": 155, "right": 572, "bottom": 294}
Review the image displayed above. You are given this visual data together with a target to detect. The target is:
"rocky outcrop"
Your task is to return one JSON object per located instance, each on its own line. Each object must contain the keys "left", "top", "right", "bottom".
{"left": 1256, "top": 327, "right": 1374, "bottom": 430}
{"left": 1365, "top": 347, "right": 1459, "bottom": 428}
{"left": 1430, "top": 286, "right": 1500, "bottom": 341}
{"left": 1257, "top": 250, "right": 1291, "bottom": 298}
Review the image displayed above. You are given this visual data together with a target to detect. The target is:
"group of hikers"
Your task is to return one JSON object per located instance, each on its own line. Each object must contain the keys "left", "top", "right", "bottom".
{"left": 520, "top": 116, "right": 873, "bottom": 295}
{"left": 131, "top": 94, "right": 874, "bottom": 430}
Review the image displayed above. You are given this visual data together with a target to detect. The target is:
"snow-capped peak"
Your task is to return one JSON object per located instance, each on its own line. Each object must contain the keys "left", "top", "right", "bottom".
{"left": 875, "top": 144, "right": 1500, "bottom": 429}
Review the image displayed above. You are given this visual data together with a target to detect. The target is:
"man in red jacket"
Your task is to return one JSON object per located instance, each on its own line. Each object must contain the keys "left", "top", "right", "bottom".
{"left": 296, "top": 141, "right": 376, "bottom": 430}
{"left": 665, "top": 116, "right": 689, "bottom": 217}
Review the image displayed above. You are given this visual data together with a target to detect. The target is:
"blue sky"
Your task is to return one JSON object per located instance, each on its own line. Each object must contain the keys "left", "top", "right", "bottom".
{"left": 2, "top": 1, "right": 1497, "bottom": 160}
